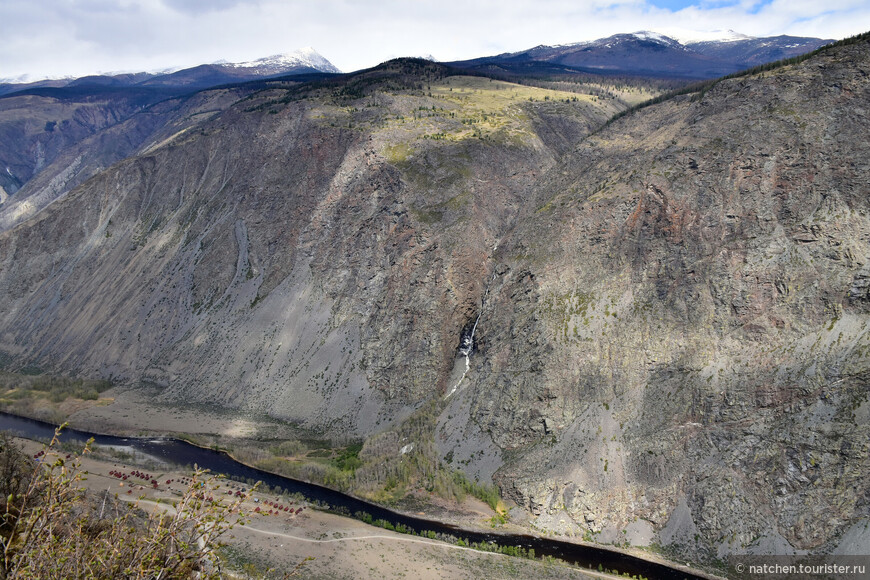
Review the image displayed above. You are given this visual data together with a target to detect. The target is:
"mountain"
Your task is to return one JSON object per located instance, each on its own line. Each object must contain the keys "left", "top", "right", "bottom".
{"left": 452, "top": 31, "right": 834, "bottom": 79}
{"left": 0, "top": 78, "right": 74, "bottom": 98}
{"left": 220, "top": 47, "right": 342, "bottom": 75}
{"left": 139, "top": 48, "right": 341, "bottom": 88}
{"left": 0, "top": 33, "right": 869, "bottom": 568}
{"left": 0, "top": 86, "right": 168, "bottom": 202}
{"left": 686, "top": 34, "right": 835, "bottom": 68}
{"left": 480, "top": 35, "right": 870, "bottom": 560}
{"left": 0, "top": 58, "right": 618, "bottom": 426}
{"left": 0, "top": 47, "right": 341, "bottom": 225}
{"left": 0, "top": 47, "right": 340, "bottom": 95}
{"left": 0, "top": 85, "right": 250, "bottom": 227}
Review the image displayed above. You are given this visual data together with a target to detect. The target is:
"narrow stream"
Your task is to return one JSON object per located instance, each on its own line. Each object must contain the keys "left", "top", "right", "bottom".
{"left": 446, "top": 277, "right": 495, "bottom": 398}
{"left": 446, "top": 309, "right": 483, "bottom": 397}
{"left": 0, "top": 412, "right": 707, "bottom": 580}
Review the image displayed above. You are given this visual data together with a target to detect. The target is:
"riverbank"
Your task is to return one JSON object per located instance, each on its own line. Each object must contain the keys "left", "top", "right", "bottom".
{"left": 3, "top": 392, "right": 722, "bottom": 580}
{"left": 12, "top": 435, "right": 606, "bottom": 580}
{"left": 61, "top": 386, "right": 513, "bottom": 531}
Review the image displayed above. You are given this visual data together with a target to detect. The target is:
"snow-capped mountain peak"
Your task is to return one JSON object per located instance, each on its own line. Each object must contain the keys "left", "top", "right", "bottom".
{"left": 668, "top": 29, "right": 755, "bottom": 45}
{"left": 224, "top": 47, "right": 341, "bottom": 74}
{"left": 630, "top": 31, "right": 679, "bottom": 44}
{"left": 0, "top": 73, "right": 76, "bottom": 84}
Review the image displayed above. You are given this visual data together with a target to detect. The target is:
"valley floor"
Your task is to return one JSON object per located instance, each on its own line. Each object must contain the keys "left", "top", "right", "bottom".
{"left": 11, "top": 386, "right": 719, "bottom": 579}
{"left": 14, "top": 436, "right": 602, "bottom": 579}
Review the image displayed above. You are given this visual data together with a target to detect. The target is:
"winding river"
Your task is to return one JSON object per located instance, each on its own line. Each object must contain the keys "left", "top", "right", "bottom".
{"left": 0, "top": 411, "right": 707, "bottom": 580}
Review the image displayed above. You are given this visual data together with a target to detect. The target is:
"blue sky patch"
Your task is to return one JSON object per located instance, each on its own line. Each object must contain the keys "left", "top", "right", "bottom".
{"left": 647, "top": 0, "right": 704, "bottom": 10}
{"left": 647, "top": 0, "right": 773, "bottom": 12}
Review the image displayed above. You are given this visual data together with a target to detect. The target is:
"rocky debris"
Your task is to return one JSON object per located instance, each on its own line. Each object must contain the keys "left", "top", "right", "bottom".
{"left": 848, "top": 267, "right": 870, "bottom": 306}
{"left": 0, "top": 64, "right": 604, "bottom": 439}
{"left": 0, "top": 38, "right": 868, "bottom": 568}
{"left": 468, "top": 38, "right": 870, "bottom": 563}
{"left": 832, "top": 519, "right": 870, "bottom": 555}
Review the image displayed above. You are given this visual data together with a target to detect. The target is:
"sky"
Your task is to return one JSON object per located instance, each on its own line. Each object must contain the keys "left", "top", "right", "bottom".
{"left": 2, "top": 0, "right": 869, "bottom": 81}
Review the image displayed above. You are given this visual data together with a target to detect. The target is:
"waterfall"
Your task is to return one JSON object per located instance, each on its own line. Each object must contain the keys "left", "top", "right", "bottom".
{"left": 446, "top": 276, "right": 494, "bottom": 398}
{"left": 445, "top": 310, "right": 481, "bottom": 398}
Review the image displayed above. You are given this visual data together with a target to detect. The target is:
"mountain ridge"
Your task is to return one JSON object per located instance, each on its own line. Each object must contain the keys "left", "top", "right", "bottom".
{"left": 452, "top": 31, "right": 834, "bottom": 79}
{"left": 0, "top": 33, "right": 867, "bottom": 568}
{"left": 0, "top": 47, "right": 341, "bottom": 94}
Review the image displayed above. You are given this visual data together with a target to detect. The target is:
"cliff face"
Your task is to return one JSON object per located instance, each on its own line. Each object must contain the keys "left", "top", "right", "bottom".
{"left": 0, "top": 87, "right": 247, "bottom": 230}
{"left": 0, "top": 93, "right": 143, "bottom": 199}
{"left": 463, "top": 39, "right": 870, "bottom": 557}
{"left": 0, "top": 41, "right": 868, "bottom": 562}
{"left": 0, "top": 63, "right": 606, "bottom": 436}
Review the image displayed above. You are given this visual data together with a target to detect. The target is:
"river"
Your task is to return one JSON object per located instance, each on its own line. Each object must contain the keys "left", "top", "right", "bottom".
{"left": 0, "top": 411, "right": 708, "bottom": 580}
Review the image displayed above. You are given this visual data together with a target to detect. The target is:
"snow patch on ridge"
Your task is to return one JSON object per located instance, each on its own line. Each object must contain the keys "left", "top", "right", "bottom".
{"left": 225, "top": 47, "right": 341, "bottom": 74}
{"left": 668, "top": 29, "right": 755, "bottom": 44}
{"left": 631, "top": 30, "right": 674, "bottom": 43}
{"left": 0, "top": 73, "right": 75, "bottom": 84}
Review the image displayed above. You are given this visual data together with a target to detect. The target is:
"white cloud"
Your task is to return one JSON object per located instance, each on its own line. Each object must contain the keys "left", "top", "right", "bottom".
{"left": 1, "top": 0, "right": 867, "bottom": 80}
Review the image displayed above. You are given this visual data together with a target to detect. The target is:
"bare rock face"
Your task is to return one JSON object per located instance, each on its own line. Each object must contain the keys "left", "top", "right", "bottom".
{"left": 0, "top": 94, "right": 138, "bottom": 198}
{"left": 0, "top": 87, "right": 246, "bottom": 230}
{"left": 470, "top": 39, "right": 870, "bottom": 559}
{"left": 0, "top": 63, "right": 595, "bottom": 438}
{"left": 0, "top": 39, "right": 868, "bottom": 565}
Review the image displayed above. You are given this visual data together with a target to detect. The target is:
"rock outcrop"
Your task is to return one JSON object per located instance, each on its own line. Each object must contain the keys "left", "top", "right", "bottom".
{"left": 0, "top": 38, "right": 868, "bottom": 564}
{"left": 467, "top": 37, "right": 870, "bottom": 559}
{"left": 0, "top": 62, "right": 602, "bottom": 436}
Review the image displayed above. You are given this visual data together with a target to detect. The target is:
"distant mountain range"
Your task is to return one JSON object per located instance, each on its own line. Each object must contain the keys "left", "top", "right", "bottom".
{"left": 0, "top": 47, "right": 341, "bottom": 96}
{"left": 0, "top": 29, "right": 835, "bottom": 220}
{"left": 450, "top": 31, "right": 835, "bottom": 79}
{"left": 1, "top": 30, "right": 869, "bottom": 569}
{"left": 1, "top": 31, "right": 834, "bottom": 98}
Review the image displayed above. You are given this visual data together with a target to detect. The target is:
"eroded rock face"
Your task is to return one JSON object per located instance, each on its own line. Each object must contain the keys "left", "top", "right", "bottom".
{"left": 0, "top": 41, "right": 868, "bottom": 564}
{"left": 0, "top": 94, "right": 140, "bottom": 198}
{"left": 0, "top": 88, "right": 247, "bottom": 231}
{"left": 0, "top": 65, "right": 595, "bottom": 437}
{"left": 473, "top": 39, "right": 870, "bottom": 559}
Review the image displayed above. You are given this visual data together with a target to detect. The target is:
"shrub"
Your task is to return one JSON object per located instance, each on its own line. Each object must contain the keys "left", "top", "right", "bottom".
{"left": 0, "top": 427, "right": 253, "bottom": 579}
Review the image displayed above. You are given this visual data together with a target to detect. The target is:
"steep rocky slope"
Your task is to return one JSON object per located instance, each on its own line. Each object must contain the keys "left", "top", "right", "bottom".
{"left": 0, "top": 87, "right": 246, "bottom": 229}
{"left": 0, "top": 90, "right": 151, "bottom": 200}
{"left": 0, "top": 38, "right": 868, "bottom": 567}
{"left": 456, "top": 37, "right": 870, "bottom": 559}
{"left": 0, "top": 60, "right": 611, "bottom": 436}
